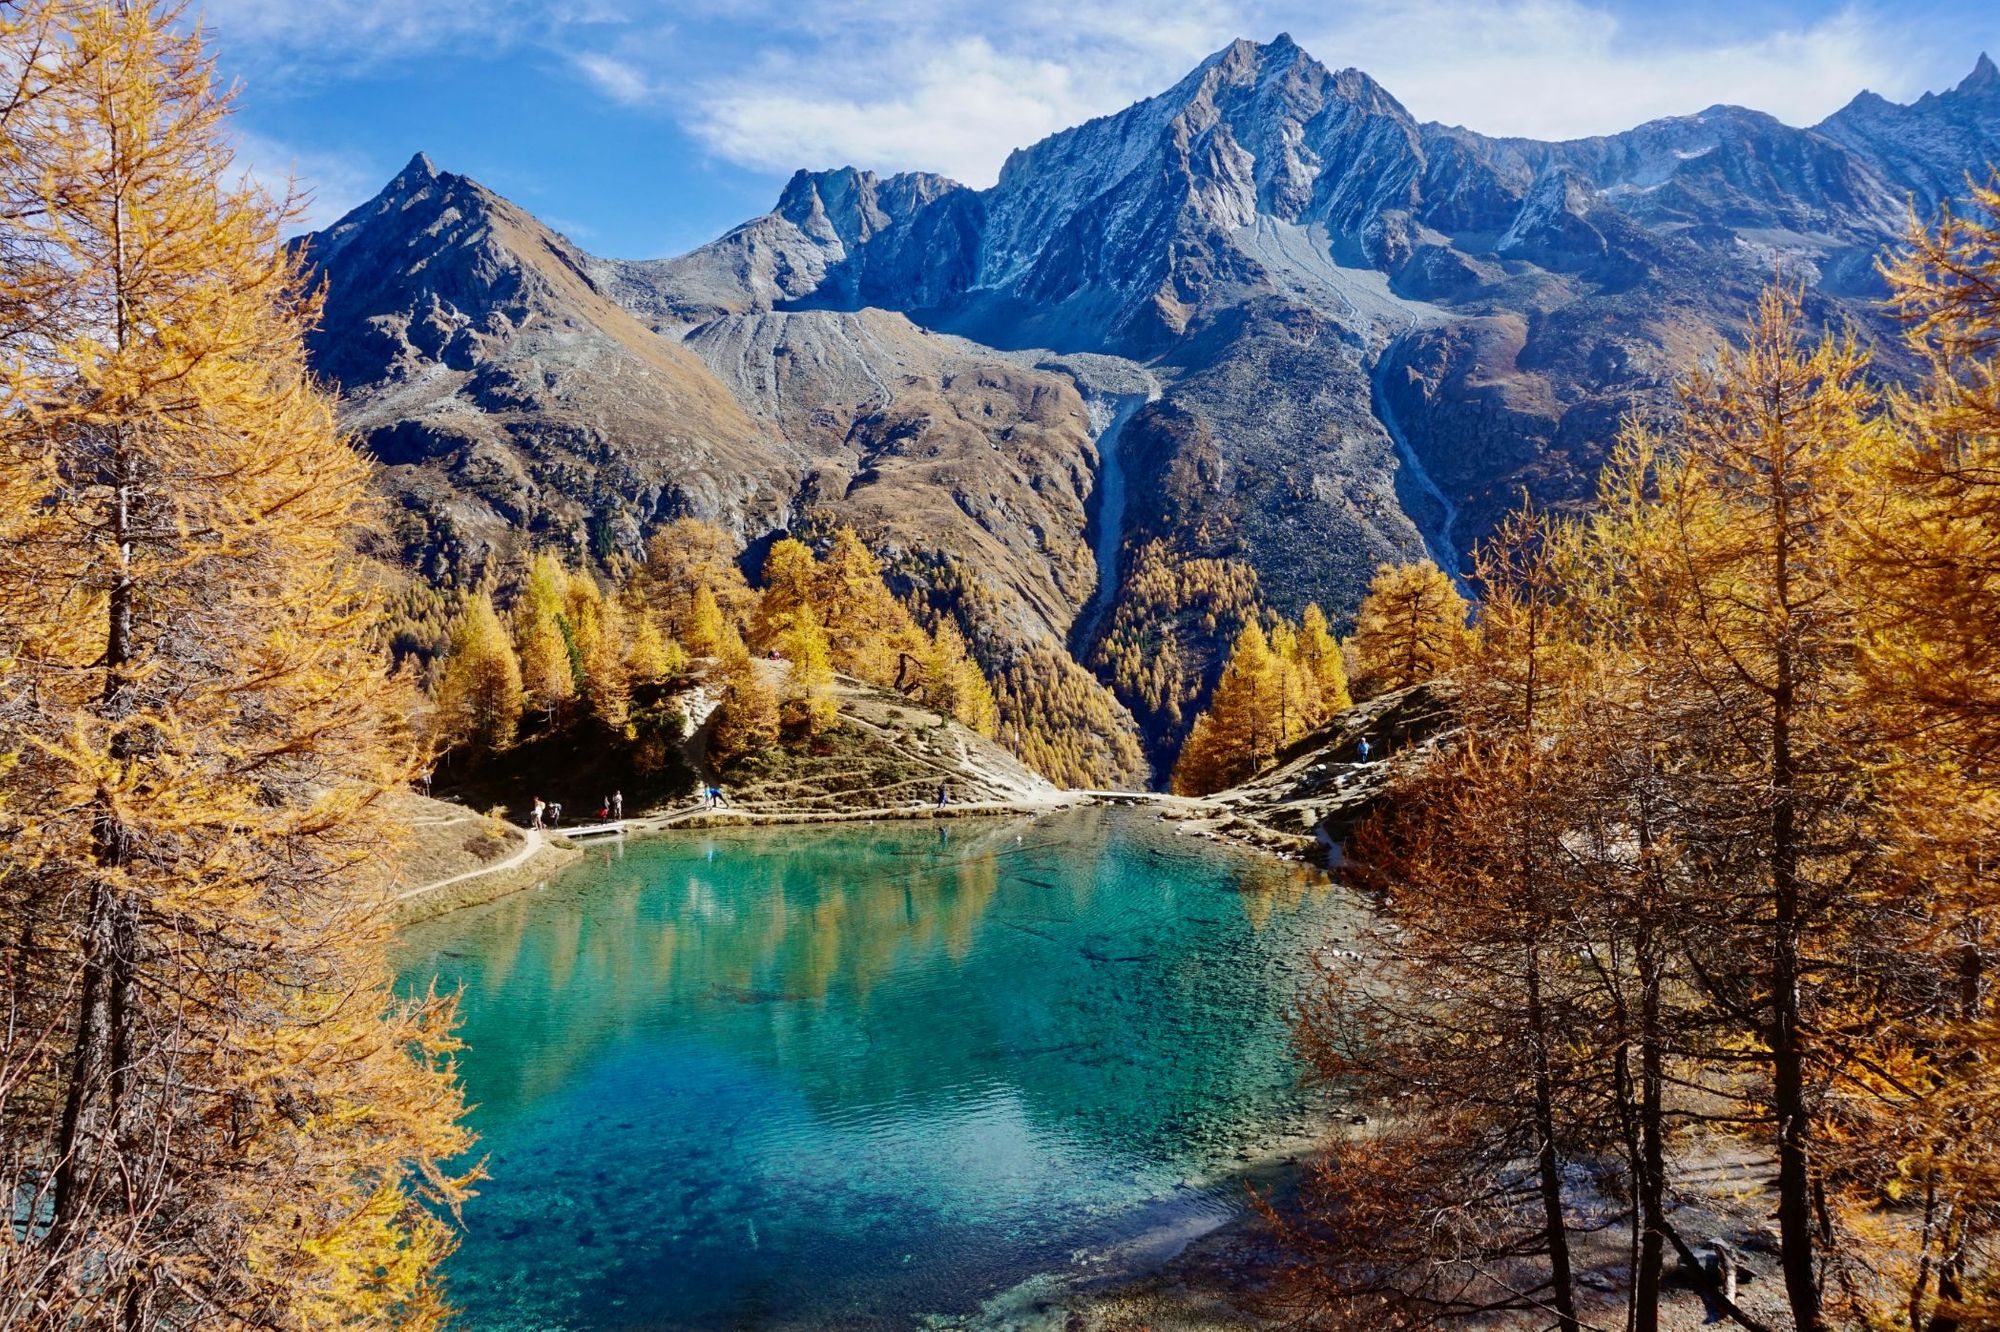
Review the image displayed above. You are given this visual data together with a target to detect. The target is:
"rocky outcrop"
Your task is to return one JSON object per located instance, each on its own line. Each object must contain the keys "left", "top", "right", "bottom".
{"left": 1190, "top": 683, "right": 1457, "bottom": 860}
{"left": 1818, "top": 53, "right": 2000, "bottom": 217}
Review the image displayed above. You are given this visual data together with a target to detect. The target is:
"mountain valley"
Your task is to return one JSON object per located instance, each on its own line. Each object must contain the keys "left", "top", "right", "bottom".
{"left": 302, "top": 37, "right": 2000, "bottom": 784}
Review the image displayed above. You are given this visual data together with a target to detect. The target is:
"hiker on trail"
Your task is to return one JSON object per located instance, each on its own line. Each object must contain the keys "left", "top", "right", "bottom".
{"left": 702, "top": 784, "right": 717, "bottom": 810}
{"left": 530, "top": 797, "right": 545, "bottom": 831}
{"left": 1357, "top": 736, "right": 1373, "bottom": 763}
{"left": 937, "top": 781, "right": 949, "bottom": 810}
{"left": 598, "top": 799, "right": 610, "bottom": 821}
{"left": 612, "top": 790, "right": 624, "bottom": 820}
{"left": 714, "top": 785, "right": 726, "bottom": 808}
{"left": 548, "top": 801, "right": 563, "bottom": 827}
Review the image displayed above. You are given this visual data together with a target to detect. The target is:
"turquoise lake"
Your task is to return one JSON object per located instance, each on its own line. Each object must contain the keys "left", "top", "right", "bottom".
{"left": 394, "top": 807, "right": 1354, "bottom": 1329}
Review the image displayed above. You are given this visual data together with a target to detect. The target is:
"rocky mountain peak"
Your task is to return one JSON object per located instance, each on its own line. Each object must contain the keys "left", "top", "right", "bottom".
{"left": 296, "top": 151, "right": 626, "bottom": 394}
{"left": 306, "top": 148, "right": 449, "bottom": 263}
{"left": 774, "top": 165, "right": 967, "bottom": 256}
{"left": 1961, "top": 51, "right": 1998, "bottom": 95}
{"left": 1816, "top": 54, "right": 2000, "bottom": 214}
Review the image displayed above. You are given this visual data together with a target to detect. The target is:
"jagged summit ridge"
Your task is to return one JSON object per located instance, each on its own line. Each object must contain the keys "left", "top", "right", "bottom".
{"left": 298, "top": 38, "right": 2000, "bottom": 780}
{"left": 616, "top": 37, "right": 1994, "bottom": 350}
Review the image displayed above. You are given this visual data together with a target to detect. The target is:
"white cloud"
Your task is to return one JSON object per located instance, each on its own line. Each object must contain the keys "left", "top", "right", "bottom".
{"left": 228, "top": 130, "right": 383, "bottom": 235}
{"left": 573, "top": 51, "right": 655, "bottom": 105}
{"left": 665, "top": 0, "right": 1960, "bottom": 182}
{"left": 194, "top": 0, "right": 510, "bottom": 68}
{"left": 692, "top": 39, "right": 1125, "bottom": 184}
{"left": 1293, "top": 0, "right": 1920, "bottom": 140}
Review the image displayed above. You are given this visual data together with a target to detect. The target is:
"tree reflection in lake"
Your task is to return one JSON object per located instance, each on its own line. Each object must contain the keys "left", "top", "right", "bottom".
{"left": 396, "top": 807, "right": 1353, "bottom": 1330}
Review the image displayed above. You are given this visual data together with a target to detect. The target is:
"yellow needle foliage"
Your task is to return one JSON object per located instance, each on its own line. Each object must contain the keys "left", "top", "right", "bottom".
{"left": 1171, "top": 603, "right": 1353, "bottom": 796}
{"left": 432, "top": 590, "right": 524, "bottom": 757}
{"left": 749, "top": 537, "right": 819, "bottom": 652}
{"left": 0, "top": 3, "right": 475, "bottom": 1326}
{"left": 781, "top": 606, "right": 839, "bottom": 736}
{"left": 636, "top": 517, "right": 755, "bottom": 641}
{"left": 710, "top": 624, "right": 780, "bottom": 761}
{"left": 1348, "top": 558, "right": 1473, "bottom": 697}
{"left": 1847, "top": 177, "right": 2000, "bottom": 1330}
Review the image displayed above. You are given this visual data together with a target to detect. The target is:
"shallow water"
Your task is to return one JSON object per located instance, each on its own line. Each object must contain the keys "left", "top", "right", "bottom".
{"left": 395, "top": 807, "right": 1354, "bottom": 1330}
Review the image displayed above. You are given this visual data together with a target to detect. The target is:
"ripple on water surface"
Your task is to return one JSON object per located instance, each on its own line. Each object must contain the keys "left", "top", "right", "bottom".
{"left": 394, "top": 806, "right": 1357, "bottom": 1329}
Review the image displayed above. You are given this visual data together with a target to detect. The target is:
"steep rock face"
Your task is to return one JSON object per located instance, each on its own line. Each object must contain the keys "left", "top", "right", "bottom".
{"left": 300, "top": 40, "right": 2000, "bottom": 784}
{"left": 961, "top": 36, "right": 1428, "bottom": 349}
{"left": 301, "top": 153, "right": 792, "bottom": 581}
{"left": 1459, "top": 105, "right": 1905, "bottom": 240}
{"left": 300, "top": 160, "right": 1149, "bottom": 784}
{"left": 676, "top": 308, "right": 1105, "bottom": 646}
{"left": 1818, "top": 54, "right": 2000, "bottom": 216}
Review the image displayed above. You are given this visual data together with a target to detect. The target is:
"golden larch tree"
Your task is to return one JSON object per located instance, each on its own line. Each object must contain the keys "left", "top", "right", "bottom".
{"left": 1349, "top": 559, "right": 1472, "bottom": 697}
{"left": 625, "top": 613, "right": 684, "bottom": 685}
{"left": 637, "top": 517, "right": 753, "bottom": 639}
{"left": 919, "top": 617, "right": 999, "bottom": 737}
{"left": 814, "top": 526, "right": 930, "bottom": 684}
{"left": 782, "top": 606, "right": 839, "bottom": 735}
{"left": 1592, "top": 285, "right": 1887, "bottom": 1331}
{"left": 750, "top": 537, "right": 818, "bottom": 652}
{"left": 710, "top": 625, "right": 780, "bottom": 761}
{"left": 432, "top": 590, "right": 524, "bottom": 757}
{"left": 1171, "top": 621, "right": 1280, "bottom": 795}
{"left": 0, "top": 4, "right": 476, "bottom": 1325}
{"left": 514, "top": 551, "right": 575, "bottom": 720}
{"left": 1297, "top": 603, "right": 1352, "bottom": 714}
{"left": 685, "top": 583, "right": 728, "bottom": 658}
{"left": 1846, "top": 176, "right": 2000, "bottom": 1330}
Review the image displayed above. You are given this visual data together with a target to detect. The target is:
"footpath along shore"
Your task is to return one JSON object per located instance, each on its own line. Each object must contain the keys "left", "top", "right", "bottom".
{"left": 390, "top": 788, "right": 1222, "bottom": 924}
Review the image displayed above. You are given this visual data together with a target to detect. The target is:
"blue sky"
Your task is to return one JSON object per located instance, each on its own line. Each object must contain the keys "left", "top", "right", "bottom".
{"left": 206, "top": 0, "right": 2000, "bottom": 259}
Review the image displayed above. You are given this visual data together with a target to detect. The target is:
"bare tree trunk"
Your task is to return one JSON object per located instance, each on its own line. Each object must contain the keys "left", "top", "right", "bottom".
{"left": 1770, "top": 696, "right": 1824, "bottom": 1332}
{"left": 1527, "top": 943, "right": 1581, "bottom": 1332}
{"left": 1635, "top": 919, "right": 1667, "bottom": 1332}
{"left": 1927, "top": 939, "right": 1984, "bottom": 1332}
{"left": 49, "top": 455, "right": 142, "bottom": 1308}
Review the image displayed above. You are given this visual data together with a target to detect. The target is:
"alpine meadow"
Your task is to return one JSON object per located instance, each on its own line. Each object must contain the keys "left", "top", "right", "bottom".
{"left": 4, "top": 1, "right": 2000, "bottom": 1328}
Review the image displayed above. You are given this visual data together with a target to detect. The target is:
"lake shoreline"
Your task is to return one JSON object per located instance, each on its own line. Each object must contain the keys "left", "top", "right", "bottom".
{"left": 937, "top": 1116, "right": 1332, "bottom": 1331}
{"left": 394, "top": 800, "right": 1340, "bottom": 1328}
{"left": 392, "top": 789, "right": 1238, "bottom": 924}
{"left": 396, "top": 805, "right": 1350, "bottom": 1331}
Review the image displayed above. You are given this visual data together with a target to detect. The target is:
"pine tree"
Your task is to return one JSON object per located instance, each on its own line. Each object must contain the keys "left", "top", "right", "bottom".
{"left": 1349, "top": 559, "right": 1472, "bottom": 696}
{"left": 432, "top": 591, "right": 524, "bottom": 756}
{"left": 0, "top": 5, "right": 475, "bottom": 1323}
{"left": 516, "top": 611, "right": 574, "bottom": 721}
